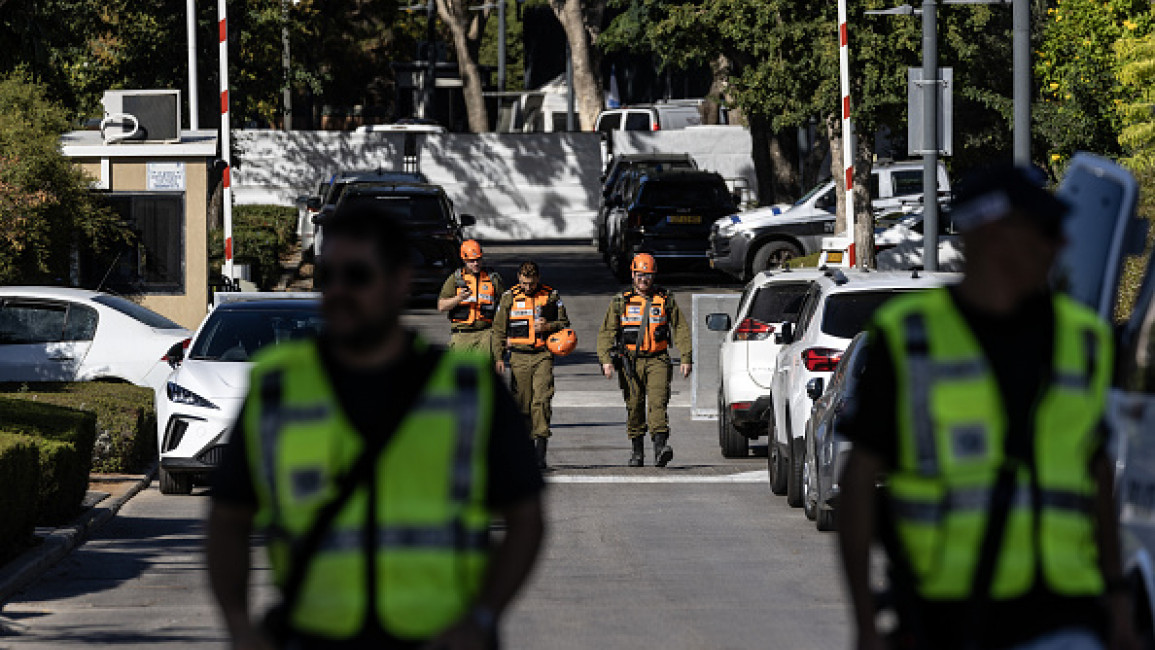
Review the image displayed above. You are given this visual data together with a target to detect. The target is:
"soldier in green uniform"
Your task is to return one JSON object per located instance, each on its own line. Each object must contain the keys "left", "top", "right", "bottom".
{"left": 492, "top": 261, "right": 570, "bottom": 469}
{"left": 597, "top": 253, "right": 693, "bottom": 468}
{"left": 437, "top": 239, "right": 504, "bottom": 354}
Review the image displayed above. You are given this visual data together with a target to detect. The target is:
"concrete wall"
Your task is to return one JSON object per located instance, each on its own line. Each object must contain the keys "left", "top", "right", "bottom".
{"left": 232, "top": 130, "right": 603, "bottom": 240}
{"left": 610, "top": 126, "right": 759, "bottom": 205}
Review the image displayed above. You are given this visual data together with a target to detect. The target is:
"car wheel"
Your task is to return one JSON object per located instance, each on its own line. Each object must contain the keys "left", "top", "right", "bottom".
{"left": 816, "top": 503, "right": 837, "bottom": 532}
{"left": 607, "top": 238, "right": 632, "bottom": 282}
{"left": 719, "top": 398, "right": 750, "bottom": 459}
{"left": 768, "top": 442, "right": 788, "bottom": 496}
{"left": 786, "top": 436, "right": 805, "bottom": 508}
{"left": 802, "top": 433, "right": 817, "bottom": 521}
{"left": 751, "top": 241, "right": 803, "bottom": 274}
{"left": 159, "top": 466, "right": 192, "bottom": 495}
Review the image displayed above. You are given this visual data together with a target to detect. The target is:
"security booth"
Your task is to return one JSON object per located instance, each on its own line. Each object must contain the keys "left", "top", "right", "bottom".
{"left": 60, "top": 127, "right": 218, "bottom": 330}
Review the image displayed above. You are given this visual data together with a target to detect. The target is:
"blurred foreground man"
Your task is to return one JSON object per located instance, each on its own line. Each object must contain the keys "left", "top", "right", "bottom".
{"left": 438, "top": 239, "right": 504, "bottom": 355}
{"left": 597, "top": 253, "right": 692, "bottom": 467}
{"left": 491, "top": 261, "right": 572, "bottom": 469}
{"left": 837, "top": 167, "right": 1137, "bottom": 650}
{"left": 207, "top": 203, "right": 544, "bottom": 650}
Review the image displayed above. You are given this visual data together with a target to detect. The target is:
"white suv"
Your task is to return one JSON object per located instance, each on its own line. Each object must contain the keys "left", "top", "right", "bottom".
{"left": 768, "top": 269, "right": 957, "bottom": 506}
{"left": 706, "top": 268, "right": 821, "bottom": 458}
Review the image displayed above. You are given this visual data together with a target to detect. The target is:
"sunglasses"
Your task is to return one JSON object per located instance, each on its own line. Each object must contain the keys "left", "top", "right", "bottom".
{"left": 315, "top": 260, "right": 380, "bottom": 289}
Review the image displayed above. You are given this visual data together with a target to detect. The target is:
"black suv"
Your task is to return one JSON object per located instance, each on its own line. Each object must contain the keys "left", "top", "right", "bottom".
{"left": 604, "top": 169, "right": 737, "bottom": 280}
{"left": 596, "top": 153, "right": 697, "bottom": 253}
{"left": 317, "top": 182, "right": 475, "bottom": 295}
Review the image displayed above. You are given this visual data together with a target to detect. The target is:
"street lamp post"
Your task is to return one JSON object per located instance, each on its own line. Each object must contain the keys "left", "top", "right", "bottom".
{"left": 922, "top": 0, "right": 940, "bottom": 271}
{"left": 565, "top": 41, "right": 575, "bottom": 132}
{"left": 282, "top": 0, "right": 292, "bottom": 131}
{"left": 498, "top": 0, "right": 506, "bottom": 91}
{"left": 1013, "top": 0, "right": 1030, "bottom": 165}
{"left": 425, "top": 0, "right": 436, "bottom": 119}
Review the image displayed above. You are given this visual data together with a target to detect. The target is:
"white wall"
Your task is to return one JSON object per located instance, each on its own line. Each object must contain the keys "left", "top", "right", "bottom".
{"left": 232, "top": 130, "right": 602, "bottom": 240}
{"left": 610, "top": 126, "right": 758, "bottom": 205}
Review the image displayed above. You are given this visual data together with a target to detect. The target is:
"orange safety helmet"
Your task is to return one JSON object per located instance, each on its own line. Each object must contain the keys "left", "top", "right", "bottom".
{"left": 546, "top": 328, "right": 578, "bottom": 357}
{"left": 631, "top": 253, "right": 657, "bottom": 274}
{"left": 460, "top": 239, "right": 483, "bottom": 261}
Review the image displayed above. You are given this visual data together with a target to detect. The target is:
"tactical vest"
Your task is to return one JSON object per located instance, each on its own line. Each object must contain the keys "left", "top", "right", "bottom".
{"left": 507, "top": 285, "right": 554, "bottom": 349}
{"left": 448, "top": 269, "right": 497, "bottom": 326}
{"left": 243, "top": 340, "right": 493, "bottom": 640}
{"left": 619, "top": 289, "right": 670, "bottom": 354}
{"left": 874, "top": 288, "right": 1110, "bottom": 602}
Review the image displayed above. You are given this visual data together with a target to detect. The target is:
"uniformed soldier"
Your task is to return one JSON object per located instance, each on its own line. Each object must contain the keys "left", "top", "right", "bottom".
{"left": 492, "top": 261, "right": 570, "bottom": 469}
{"left": 837, "top": 167, "right": 1138, "bottom": 650}
{"left": 438, "top": 240, "right": 504, "bottom": 355}
{"left": 597, "top": 253, "right": 692, "bottom": 468}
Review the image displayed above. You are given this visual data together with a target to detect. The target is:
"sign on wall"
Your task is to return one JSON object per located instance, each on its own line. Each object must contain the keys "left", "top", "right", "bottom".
{"left": 147, "top": 162, "right": 185, "bottom": 191}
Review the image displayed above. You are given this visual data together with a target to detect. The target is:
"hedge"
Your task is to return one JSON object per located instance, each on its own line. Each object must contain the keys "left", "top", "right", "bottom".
{"left": 0, "top": 396, "right": 96, "bottom": 524}
{"left": 0, "top": 433, "right": 41, "bottom": 563}
{"left": 0, "top": 382, "right": 158, "bottom": 474}
{"left": 209, "top": 204, "right": 299, "bottom": 289}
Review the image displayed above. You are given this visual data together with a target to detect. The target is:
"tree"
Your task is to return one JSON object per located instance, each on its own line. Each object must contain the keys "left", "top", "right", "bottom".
{"left": 1114, "top": 18, "right": 1155, "bottom": 171}
{"left": 0, "top": 75, "right": 126, "bottom": 284}
{"left": 437, "top": 0, "right": 492, "bottom": 132}
{"left": 550, "top": 0, "right": 606, "bottom": 130}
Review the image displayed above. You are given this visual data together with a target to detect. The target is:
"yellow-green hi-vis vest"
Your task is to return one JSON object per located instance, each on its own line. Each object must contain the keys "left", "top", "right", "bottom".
{"left": 242, "top": 338, "right": 495, "bottom": 641}
{"left": 874, "top": 288, "right": 1112, "bottom": 602}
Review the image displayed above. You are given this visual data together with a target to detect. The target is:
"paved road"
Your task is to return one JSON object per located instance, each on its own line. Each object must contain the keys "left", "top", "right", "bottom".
{"left": 1, "top": 244, "right": 851, "bottom": 649}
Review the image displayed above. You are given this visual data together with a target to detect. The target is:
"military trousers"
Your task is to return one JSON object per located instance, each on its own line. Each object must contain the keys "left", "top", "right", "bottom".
{"left": 621, "top": 353, "right": 672, "bottom": 439}
{"left": 509, "top": 348, "right": 555, "bottom": 439}
{"left": 449, "top": 328, "right": 493, "bottom": 358}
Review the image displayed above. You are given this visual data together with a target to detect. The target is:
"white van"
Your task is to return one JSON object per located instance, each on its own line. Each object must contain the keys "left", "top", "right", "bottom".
{"left": 595, "top": 102, "right": 703, "bottom": 133}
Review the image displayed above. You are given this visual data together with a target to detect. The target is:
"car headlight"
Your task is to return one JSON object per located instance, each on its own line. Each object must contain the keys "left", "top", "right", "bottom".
{"left": 166, "top": 382, "right": 219, "bottom": 410}
{"left": 716, "top": 216, "right": 742, "bottom": 238}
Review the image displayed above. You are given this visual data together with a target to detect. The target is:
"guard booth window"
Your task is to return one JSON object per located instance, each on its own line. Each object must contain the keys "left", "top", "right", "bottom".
{"left": 84, "top": 194, "right": 184, "bottom": 294}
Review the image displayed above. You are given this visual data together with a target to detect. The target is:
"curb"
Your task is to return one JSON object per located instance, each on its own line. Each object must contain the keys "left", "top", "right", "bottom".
{"left": 0, "top": 464, "right": 156, "bottom": 606}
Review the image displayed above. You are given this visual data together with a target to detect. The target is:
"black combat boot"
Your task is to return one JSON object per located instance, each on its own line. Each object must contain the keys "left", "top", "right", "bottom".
{"left": 535, "top": 438, "right": 548, "bottom": 470}
{"left": 653, "top": 433, "right": 674, "bottom": 468}
{"left": 628, "top": 436, "right": 645, "bottom": 467}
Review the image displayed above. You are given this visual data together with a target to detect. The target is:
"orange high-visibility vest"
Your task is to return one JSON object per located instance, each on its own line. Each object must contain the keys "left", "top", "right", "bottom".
{"left": 507, "top": 285, "right": 553, "bottom": 349}
{"left": 449, "top": 270, "right": 497, "bottom": 325}
{"left": 620, "top": 290, "right": 669, "bottom": 354}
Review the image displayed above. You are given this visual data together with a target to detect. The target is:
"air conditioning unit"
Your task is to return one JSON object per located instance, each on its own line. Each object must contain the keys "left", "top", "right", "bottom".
{"left": 101, "top": 90, "right": 182, "bottom": 144}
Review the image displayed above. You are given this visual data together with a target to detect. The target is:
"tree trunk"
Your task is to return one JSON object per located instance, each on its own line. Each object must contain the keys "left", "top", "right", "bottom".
{"left": 853, "top": 136, "right": 875, "bottom": 269}
{"left": 701, "top": 54, "right": 731, "bottom": 125}
{"left": 748, "top": 113, "right": 775, "bottom": 207}
{"left": 437, "top": 0, "right": 490, "bottom": 132}
{"left": 827, "top": 113, "right": 847, "bottom": 236}
{"left": 767, "top": 135, "right": 799, "bottom": 203}
{"left": 551, "top": 0, "right": 605, "bottom": 130}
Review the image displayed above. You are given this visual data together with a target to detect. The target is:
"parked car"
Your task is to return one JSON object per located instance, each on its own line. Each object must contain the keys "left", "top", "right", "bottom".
{"left": 156, "top": 296, "right": 323, "bottom": 495}
{"left": 603, "top": 169, "right": 738, "bottom": 280}
{"left": 595, "top": 102, "right": 704, "bottom": 134}
{"left": 295, "top": 179, "right": 330, "bottom": 256}
{"left": 0, "top": 287, "right": 190, "bottom": 393}
{"left": 706, "top": 268, "right": 821, "bottom": 458}
{"left": 354, "top": 121, "right": 447, "bottom": 134}
{"left": 801, "top": 331, "right": 868, "bottom": 531}
{"left": 317, "top": 182, "right": 476, "bottom": 296}
{"left": 596, "top": 153, "right": 698, "bottom": 252}
{"left": 769, "top": 269, "right": 956, "bottom": 506}
{"left": 709, "top": 161, "right": 951, "bottom": 281}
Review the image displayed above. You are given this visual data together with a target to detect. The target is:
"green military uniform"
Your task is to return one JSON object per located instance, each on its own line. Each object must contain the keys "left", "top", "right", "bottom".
{"left": 596, "top": 287, "right": 693, "bottom": 440}
{"left": 491, "top": 285, "right": 570, "bottom": 439}
{"left": 440, "top": 268, "right": 504, "bottom": 354}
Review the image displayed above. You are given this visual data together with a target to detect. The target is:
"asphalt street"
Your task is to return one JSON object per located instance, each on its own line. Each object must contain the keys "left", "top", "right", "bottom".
{"left": 0, "top": 244, "right": 851, "bottom": 649}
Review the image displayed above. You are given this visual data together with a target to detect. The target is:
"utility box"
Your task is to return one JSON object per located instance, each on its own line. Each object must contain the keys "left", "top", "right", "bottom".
{"left": 101, "top": 90, "right": 182, "bottom": 144}
{"left": 907, "top": 68, "right": 953, "bottom": 157}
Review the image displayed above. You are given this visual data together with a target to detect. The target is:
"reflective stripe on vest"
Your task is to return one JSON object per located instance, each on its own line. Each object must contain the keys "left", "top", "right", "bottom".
{"left": 620, "top": 291, "right": 669, "bottom": 354}
{"left": 449, "top": 270, "right": 497, "bottom": 325}
{"left": 244, "top": 341, "right": 493, "bottom": 641}
{"left": 507, "top": 286, "right": 552, "bottom": 349}
{"left": 876, "top": 288, "right": 1109, "bottom": 601}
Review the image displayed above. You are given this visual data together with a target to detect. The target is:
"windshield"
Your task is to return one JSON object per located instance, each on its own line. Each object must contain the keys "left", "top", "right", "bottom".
{"left": 91, "top": 295, "right": 182, "bottom": 329}
{"left": 189, "top": 306, "right": 324, "bottom": 362}
{"left": 638, "top": 181, "right": 731, "bottom": 209}
{"left": 795, "top": 182, "right": 832, "bottom": 206}
{"left": 344, "top": 195, "right": 448, "bottom": 225}
{"left": 821, "top": 290, "right": 911, "bottom": 339}
{"left": 748, "top": 282, "right": 811, "bottom": 324}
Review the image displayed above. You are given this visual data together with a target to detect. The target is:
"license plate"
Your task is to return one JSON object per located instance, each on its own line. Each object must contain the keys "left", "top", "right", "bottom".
{"left": 826, "top": 251, "right": 844, "bottom": 264}
{"left": 667, "top": 215, "right": 702, "bottom": 225}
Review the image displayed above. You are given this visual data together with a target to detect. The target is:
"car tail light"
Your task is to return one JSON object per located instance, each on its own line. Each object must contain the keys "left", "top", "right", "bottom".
{"left": 847, "top": 242, "right": 856, "bottom": 267}
{"left": 802, "top": 347, "right": 842, "bottom": 372}
{"left": 730, "top": 401, "right": 753, "bottom": 412}
{"left": 732, "top": 317, "right": 775, "bottom": 341}
{"left": 652, "top": 120, "right": 660, "bottom": 131}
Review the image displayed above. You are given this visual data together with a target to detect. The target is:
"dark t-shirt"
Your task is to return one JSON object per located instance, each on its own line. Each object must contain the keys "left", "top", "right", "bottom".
{"left": 839, "top": 288, "right": 1107, "bottom": 649}
{"left": 212, "top": 335, "right": 543, "bottom": 648}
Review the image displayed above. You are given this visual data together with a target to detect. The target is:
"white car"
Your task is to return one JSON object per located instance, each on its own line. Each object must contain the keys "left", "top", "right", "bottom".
{"left": 706, "top": 268, "right": 821, "bottom": 458}
{"left": 156, "top": 297, "right": 322, "bottom": 495}
{"left": 0, "top": 287, "right": 190, "bottom": 393}
{"left": 769, "top": 269, "right": 956, "bottom": 507}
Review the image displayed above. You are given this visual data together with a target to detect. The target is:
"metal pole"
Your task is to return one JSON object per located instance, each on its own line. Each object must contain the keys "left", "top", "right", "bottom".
{"left": 281, "top": 0, "right": 292, "bottom": 131}
{"left": 497, "top": 0, "right": 506, "bottom": 92}
{"left": 424, "top": 0, "right": 436, "bottom": 120}
{"left": 565, "top": 41, "right": 575, "bottom": 132}
{"left": 837, "top": 0, "right": 856, "bottom": 263}
{"left": 1012, "top": 0, "right": 1030, "bottom": 165}
{"left": 922, "top": 0, "right": 939, "bottom": 272}
{"left": 187, "top": 0, "right": 198, "bottom": 130}
{"left": 219, "top": 0, "right": 233, "bottom": 280}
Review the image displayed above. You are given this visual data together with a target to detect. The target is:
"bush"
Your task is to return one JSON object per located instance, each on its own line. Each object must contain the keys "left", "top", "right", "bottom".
{"left": 0, "top": 396, "right": 96, "bottom": 524}
{"left": 0, "top": 382, "right": 157, "bottom": 474}
{"left": 0, "top": 433, "right": 41, "bottom": 563}
{"left": 209, "top": 204, "right": 299, "bottom": 289}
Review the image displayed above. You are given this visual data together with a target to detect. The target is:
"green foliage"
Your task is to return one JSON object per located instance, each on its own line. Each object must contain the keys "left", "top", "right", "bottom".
{"left": 0, "top": 433, "right": 41, "bottom": 563}
{"left": 1115, "top": 23, "right": 1155, "bottom": 171}
{"left": 478, "top": 0, "right": 526, "bottom": 92}
{"left": 0, "top": 74, "right": 127, "bottom": 285}
{"left": 209, "top": 204, "right": 298, "bottom": 289}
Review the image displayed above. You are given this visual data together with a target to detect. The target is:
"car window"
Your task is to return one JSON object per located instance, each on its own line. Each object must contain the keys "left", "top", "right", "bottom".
{"left": 892, "top": 171, "right": 923, "bottom": 197}
{"left": 325, "top": 183, "right": 348, "bottom": 207}
{"left": 821, "top": 290, "right": 908, "bottom": 339}
{"left": 748, "top": 282, "right": 811, "bottom": 324}
{"left": 91, "top": 295, "right": 183, "bottom": 329}
{"left": 341, "top": 194, "right": 448, "bottom": 225}
{"left": 598, "top": 112, "right": 621, "bottom": 133}
{"left": 869, "top": 174, "right": 880, "bottom": 201}
{"left": 189, "top": 307, "right": 324, "bottom": 362}
{"left": 625, "top": 112, "right": 650, "bottom": 131}
{"left": 795, "top": 286, "right": 822, "bottom": 333}
{"left": 814, "top": 188, "right": 837, "bottom": 213}
{"left": 0, "top": 301, "right": 67, "bottom": 344}
{"left": 63, "top": 304, "right": 98, "bottom": 342}
{"left": 637, "top": 180, "right": 732, "bottom": 209}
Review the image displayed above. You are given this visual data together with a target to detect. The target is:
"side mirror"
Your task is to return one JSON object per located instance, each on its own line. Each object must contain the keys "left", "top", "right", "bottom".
{"left": 732, "top": 191, "right": 743, "bottom": 207}
{"left": 775, "top": 321, "right": 795, "bottom": 345}
{"left": 706, "top": 313, "right": 732, "bottom": 332}
{"left": 459, "top": 214, "right": 477, "bottom": 227}
{"left": 163, "top": 340, "right": 187, "bottom": 368}
{"left": 806, "top": 377, "right": 825, "bottom": 402}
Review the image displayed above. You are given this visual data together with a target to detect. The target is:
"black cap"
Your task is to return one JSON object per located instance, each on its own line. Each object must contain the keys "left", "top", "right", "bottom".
{"left": 951, "top": 164, "right": 1069, "bottom": 237}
